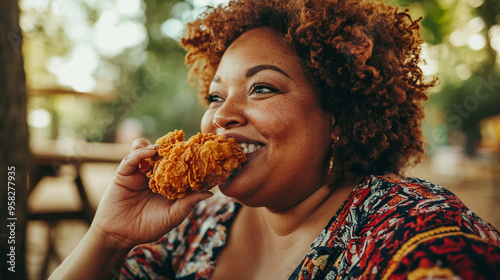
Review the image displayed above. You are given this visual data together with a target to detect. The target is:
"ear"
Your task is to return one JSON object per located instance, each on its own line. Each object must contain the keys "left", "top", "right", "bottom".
{"left": 330, "top": 114, "right": 340, "bottom": 141}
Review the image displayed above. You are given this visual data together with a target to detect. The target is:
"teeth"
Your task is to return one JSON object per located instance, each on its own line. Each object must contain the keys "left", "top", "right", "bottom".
{"left": 240, "top": 143, "right": 249, "bottom": 153}
{"left": 239, "top": 143, "right": 262, "bottom": 154}
{"left": 247, "top": 144, "right": 259, "bottom": 153}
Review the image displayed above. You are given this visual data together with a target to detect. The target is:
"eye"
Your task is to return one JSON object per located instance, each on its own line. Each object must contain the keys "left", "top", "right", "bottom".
{"left": 251, "top": 83, "right": 280, "bottom": 94}
{"left": 205, "top": 94, "right": 224, "bottom": 104}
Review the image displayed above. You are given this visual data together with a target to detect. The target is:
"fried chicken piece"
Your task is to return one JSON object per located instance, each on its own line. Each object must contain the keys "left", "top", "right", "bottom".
{"left": 146, "top": 130, "right": 246, "bottom": 199}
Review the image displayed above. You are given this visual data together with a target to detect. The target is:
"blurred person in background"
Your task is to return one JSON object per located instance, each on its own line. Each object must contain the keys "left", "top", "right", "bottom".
{"left": 50, "top": 0, "right": 500, "bottom": 279}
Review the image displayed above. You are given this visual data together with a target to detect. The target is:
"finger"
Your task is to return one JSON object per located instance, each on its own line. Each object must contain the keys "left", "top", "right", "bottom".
{"left": 139, "top": 159, "right": 151, "bottom": 174}
{"left": 112, "top": 168, "right": 150, "bottom": 190}
{"left": 117, "top": 146, "right": 158, "bottom": 176}
{"left": 131, "top": 138, "right": 153, "bottom": 152}
{"left": 166, "top": 192, "right": 214, "bottom": 225}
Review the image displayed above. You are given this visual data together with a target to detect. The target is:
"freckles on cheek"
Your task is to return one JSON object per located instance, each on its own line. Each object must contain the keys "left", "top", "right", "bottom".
{"left": 267, "top": 119, "right": 289, "bottom": 139}
{"left": 254, "top": 104, "right": 291, "bottom": 139}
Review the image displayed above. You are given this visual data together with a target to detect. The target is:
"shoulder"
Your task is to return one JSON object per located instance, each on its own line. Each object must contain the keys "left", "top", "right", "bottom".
{"left": 343, "top": 175, "right": 500, "bottom": 279}
{"left": 121, "top": 192, "right": 238, "bottom": 279}
{"left": 360, "top": 175, "right": 499, "bottom": 237}
{"left": 382, "top": 227, "right": 500, "bottom": 279}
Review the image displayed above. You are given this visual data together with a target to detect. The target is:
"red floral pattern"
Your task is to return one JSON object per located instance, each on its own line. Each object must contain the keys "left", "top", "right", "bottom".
{"left": 121, "top": 175, "right": 500, "bottom": 279}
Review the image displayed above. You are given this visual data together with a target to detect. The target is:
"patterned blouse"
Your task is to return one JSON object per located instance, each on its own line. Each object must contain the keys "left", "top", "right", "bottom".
{"left": 121, "top": 175, "right": 500, "bottom": 279}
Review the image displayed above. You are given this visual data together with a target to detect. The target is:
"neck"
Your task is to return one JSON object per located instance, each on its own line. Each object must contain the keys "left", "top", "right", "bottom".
{"left": 243, "top": 177, "right": 360, "bottom": 241}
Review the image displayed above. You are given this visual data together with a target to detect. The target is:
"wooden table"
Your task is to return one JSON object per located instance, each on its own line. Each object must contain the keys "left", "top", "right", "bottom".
{"left": 28, "top": 140, "right": 130, "bottom": 279}
{"left": 29, "top": 139, "right": 130, "bottom": 222}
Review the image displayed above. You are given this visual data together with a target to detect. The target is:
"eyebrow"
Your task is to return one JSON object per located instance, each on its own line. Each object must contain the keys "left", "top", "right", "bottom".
{"left": 212, "top": 64, "right": 290, "bottom": 83}
{"left": 246, "top": 64, "right": 290, "bottom": 78}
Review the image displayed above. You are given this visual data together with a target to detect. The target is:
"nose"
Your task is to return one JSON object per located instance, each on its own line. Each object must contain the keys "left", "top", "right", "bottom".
{"left": 212, "top": 96, "right": 247, "bottom": 129}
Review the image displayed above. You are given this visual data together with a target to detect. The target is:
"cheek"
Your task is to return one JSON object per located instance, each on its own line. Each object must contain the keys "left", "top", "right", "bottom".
{"left": 200, "top": 110, "right": 214, "bottom": 134}
{"left": 248, "top": 103, "right": 290, "bottom": 139}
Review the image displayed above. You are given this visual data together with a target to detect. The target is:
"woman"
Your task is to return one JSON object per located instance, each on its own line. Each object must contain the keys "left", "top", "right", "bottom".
{"left": 50, "top": 0, "right": 500, "bottom": 279}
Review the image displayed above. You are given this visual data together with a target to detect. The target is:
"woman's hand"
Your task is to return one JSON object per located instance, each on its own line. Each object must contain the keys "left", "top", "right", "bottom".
{"left": 49, "top": 138, "right": 212, "bottom": 280}
{"left": 90, "top": 138, "right": 213, "bottom": 250}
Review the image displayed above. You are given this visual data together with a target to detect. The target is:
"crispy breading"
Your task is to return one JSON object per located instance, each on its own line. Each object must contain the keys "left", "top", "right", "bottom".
{"left": 146, "top": 130, "right": 246, "bottom": 199}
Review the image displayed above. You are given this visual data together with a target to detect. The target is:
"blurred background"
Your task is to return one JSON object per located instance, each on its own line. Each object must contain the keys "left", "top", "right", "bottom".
{"left": 3, "top": 0, "right": 500, "bottom": 279}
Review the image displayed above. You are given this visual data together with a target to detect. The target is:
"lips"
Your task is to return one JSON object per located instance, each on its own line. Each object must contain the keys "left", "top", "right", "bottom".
{"left": 222, "top": 133, "right": 264, "bottom": 162}
{"left": 218, "top": 133, "right": 265, "bottom": 190}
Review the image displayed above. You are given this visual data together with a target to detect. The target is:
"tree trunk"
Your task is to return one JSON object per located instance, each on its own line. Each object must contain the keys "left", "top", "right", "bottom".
{"left": 0, "top": 0, "right": 30, "bottom": 279}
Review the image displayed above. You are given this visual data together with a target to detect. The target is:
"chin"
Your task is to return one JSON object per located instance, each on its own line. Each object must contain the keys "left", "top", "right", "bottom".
{"left": 219, "top": 184, "right": 288, "bottom": 210}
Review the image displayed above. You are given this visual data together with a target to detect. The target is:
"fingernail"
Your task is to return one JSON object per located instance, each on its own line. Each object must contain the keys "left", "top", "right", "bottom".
{"left": 202, "top": 192, "right": 214, "bottom": 199}
{"left": 147, "top": 144, "right": 158, "bottom": 150}
{"left": 195, "top": 192, "right": 214, "bottom": 203}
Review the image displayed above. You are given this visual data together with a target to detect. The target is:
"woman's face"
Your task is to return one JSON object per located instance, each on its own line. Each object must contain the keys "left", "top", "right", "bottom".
{"left": 201, "top": 27, "right": 335, "bottom": 210}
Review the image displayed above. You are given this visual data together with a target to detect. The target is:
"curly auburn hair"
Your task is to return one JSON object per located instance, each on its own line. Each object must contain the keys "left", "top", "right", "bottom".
{"left": 180, "top": 0, "right": 435, "bottom": 187}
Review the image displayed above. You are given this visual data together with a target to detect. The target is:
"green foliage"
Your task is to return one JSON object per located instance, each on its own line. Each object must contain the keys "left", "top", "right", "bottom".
{"left": 23, "top": 0, "right": 500, "bottom": 150}
{"left": 392, "top": 0, "right": 500, "bottom": 153}
{"left": 104, "top": 0, "right": 206, "bottom": 141}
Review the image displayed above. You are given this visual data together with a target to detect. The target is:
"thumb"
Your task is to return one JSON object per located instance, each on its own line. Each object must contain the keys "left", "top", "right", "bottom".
{"left": 165, "top": 192, "right": 214, "bottom": 225}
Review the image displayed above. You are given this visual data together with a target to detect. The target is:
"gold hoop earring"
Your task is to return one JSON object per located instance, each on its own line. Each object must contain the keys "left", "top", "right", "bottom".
{"left": 328, "top": 136, "right": 339, "bottom": 177}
